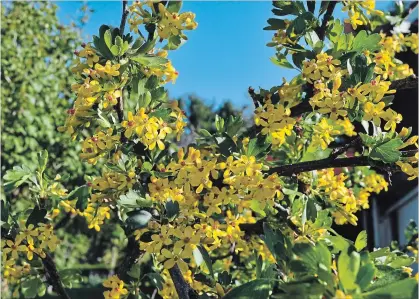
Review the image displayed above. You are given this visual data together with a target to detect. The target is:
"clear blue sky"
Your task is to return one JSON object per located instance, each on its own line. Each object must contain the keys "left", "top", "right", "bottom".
{"left": 57, "top": 1, "right": 398, "bottom": 109}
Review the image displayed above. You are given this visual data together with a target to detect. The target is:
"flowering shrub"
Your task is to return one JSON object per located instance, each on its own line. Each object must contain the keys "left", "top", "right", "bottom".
{"left": 2, "top": 1, "right": 418, "bottom": 298}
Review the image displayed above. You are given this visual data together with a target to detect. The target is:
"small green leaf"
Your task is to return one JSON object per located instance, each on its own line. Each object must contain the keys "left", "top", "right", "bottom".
{"left": 165, "top": 200, "right": 179, "bottom": 219}
{"left": 370, "top": 138, "right": 403, "bottom": 163}
{"left": 338, "top": 249, "right": 360, "bottom": 291}
{"left": 127, "top": 263, "right": 142, "bottom": 279}
{"left": 67, "top": 185, "right": 90, "bottom": 212}
{"left": 166, "top": 0, "right": 182, "bottom": 13}
{"left": 250, "top": 199, "right": 266, "bottom": 217}
{"left": 126, "top": 210, "right": 152, "bottom": 232}
{"left": 198, "top": 246, "right": 214, "bottom": 278}
{"left": 21, "top": 277, "right": 42, "bottom": 298}
{"left": 26, "top": 206, "right": 47, "bottom": 227}
{"left": 356, "top": 263, "right": 376, "bottom": 290}
{"left": 104, "top": 29, "right": 113, "bottom": 49}
{"left": 355, "top": 230, "right": 368, "bottom": 251}
{"left": 131, "top": 55, "right": 168, "bottom": 68}
{"left": 270, "top": 54, "right": 294, "bottom": 69}
{"left": 363, "top": 278, "right": 418, "bottom": 299}
{"left": 352, "top": 30, "right": 382, "bottom": 52}
{"left": 119, "top": 190, "right": 152, "bottom": 208}
{"left": 223, "top": 279, "right": 272, "bottom": 299}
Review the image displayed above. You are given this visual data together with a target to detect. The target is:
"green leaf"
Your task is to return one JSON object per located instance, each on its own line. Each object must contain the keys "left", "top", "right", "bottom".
{"left": 165, "top": 200, "right": 179, "bottom": 219}
{"left": 1, "top": 200, "right": 9, "bottom": 223}
{"left": 355, "top": 230, "right": 368, "bottom": 251}
{"left": 131, "top": 55, "right": 168, "bottom": 68}
{"left": 166, "top": 0, "right": 182, "bottom": 13}
{"left": 223, "top": 279, "right": 272, "bottom": 299}
{"left": 104, "top": 29, "right": 112, "bottom": 49}
{"left": 164, "top": 35, "right": 182, "bottom": 50}
{"left": 250, "top": 199, "right": 266, "bottom": 217}
{"left": 218, "top": 271, "right": 232, "bottom": 286}
{"left": 38, "top": 150, "right": 48, "bottom": 173}
{"left": 327, "top": 19, "right": 344, "bottom": 44}
{"left": 338, "top": 249, "right": 360, "bottom": 291}
{"left": 351, "top": 30, "right": 382, "bottom": 52}
{"left": 370, "top": 138, "right": 403, "bottom": 163}
{"left": 119, "top": 190, "right": 152, "bottom": 208}
{"left": 3, "top": 165, "right": 33, "bottom": 192}
{"left": 67, "top": 185, "right": 90, "bottom": 212}
{"left": 125, "top": 210, "right": 152, "bottom": 232}
{"left": 246, "top": 136, "right": 271, "bottom": 159}
{"left": 110, "top": 45, "right": 120, "bottom": 56}
{"left": 305, "top": 31, "right": 320, "bottom": 48}
{"left": 255, "top": 253, "right": 263, "bottom": 278}
{"left": 266, "top": 18, "right": 287, "bottom": 30}
{"left": 356, "top": 263, "right": 376, "bottom": 290}
{"left": 362, "top": 278, "right": 418, "bottom": 299}
{"left": 21, "top": 277, "right": 43, "bottom": 298}
{"left": 367, "top": 265, "right": 409, "bottom": 291}
{"left": 215, "top": 115, "right": 225, "bottom": 132}
{"left": 146, "top": 273, "right": 164, "bottom": 290}
{"left": 270, "top": 54, "right": 294, "bottom": 69}
{"left": 145, "top": 75, "right": 159, "bottom": 90}
{"left": 388, "top": 255, "right": 415, "bottom": 268}
{"left": 198, "top": 246, "right": 214, "bottom": 278}
{"left": 26, "top": 206, "right": 47, "bottom": 227}
{"left": 127, "top": 263, "right": 142, "bottom": 279}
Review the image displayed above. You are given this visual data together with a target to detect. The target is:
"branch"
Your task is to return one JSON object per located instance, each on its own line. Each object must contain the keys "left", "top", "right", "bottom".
{"left": 267, "top": 150, "right": 417, "bottom": 177}
{"left": 42, "top": 253, "right": 72, "bottom": 299}
{"left": 389, "top": 75, "right": 418, "bottom": 90}
{"left": 316, "top": 1, "right": 337, "bottom": 41}
{"left": 119, "top": 0, "right": 129, "bottom": 36}
{"left": 168, "top": 265, "right": 199, "bottom": 299}
{"left": 116, "top": 236, "right": 143, "bottom": 281}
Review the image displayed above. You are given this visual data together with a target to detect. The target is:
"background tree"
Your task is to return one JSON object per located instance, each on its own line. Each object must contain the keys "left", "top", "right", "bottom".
{"left": 1, "top": 2, "right": 93, "bottom": 190}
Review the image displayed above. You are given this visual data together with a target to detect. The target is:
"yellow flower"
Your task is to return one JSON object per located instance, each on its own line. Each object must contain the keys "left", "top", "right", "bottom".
{"left": 363, "top": 102, "right": 386, "bottom": 126}
{"left": 94, "top": 60, "right": 120, "bottom": 77}
{"left": 159, "top": 247, "right": 189, "bottom": 273}
{"left": 18, "top": 224, "right": 39, "bottom": 245}
{"left": 103, "top": 275, "right": 128, "bottom": 299}
{"left": 173, "top": 226, "right": 201, "bottom": 257}
{"left": 3, "top": 238, "right": 27, "bottom": 260}
{"left": 345, "top": 11, "right": 363, "bottom": 30}
{"left": 317, "top": 97, "right": 347, "bottom": 120}
{"left": 78, "top": 44, "right": 99, "bottom": 67}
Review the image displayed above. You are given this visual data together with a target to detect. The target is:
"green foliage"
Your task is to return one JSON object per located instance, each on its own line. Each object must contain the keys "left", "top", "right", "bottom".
{"left": 1, "top": 2, "right": 92, "bottom": 187}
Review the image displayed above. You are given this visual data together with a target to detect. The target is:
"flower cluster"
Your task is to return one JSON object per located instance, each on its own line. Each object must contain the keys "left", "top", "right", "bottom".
{"left": 315, "top": 169, "right": 388, "bottom": 225}
{"left": 342, "top": 0, "right": 384, "bottom": 30}
{"left": 2, "top": 222, "right": 59, "bottom": 263}
{"left": 103, "top": 275, "right": 129, "bottom": 299}
{"left": 128, "top": 2, "right": 197, "bottom": 40}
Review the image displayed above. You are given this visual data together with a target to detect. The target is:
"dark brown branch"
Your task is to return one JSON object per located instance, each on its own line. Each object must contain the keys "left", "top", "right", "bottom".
{"left": 316, "top": 1, "right": 337, "bottom": 41}
{"left": 329, "top": 136, "right": 361, "bottom": 160}
{"left": 42, "top": 253, "right": 72, "bottom": 299}
{"left": 116, "top": 236, "right": 143, "bottom": 281}
{"left": 119, "top": 0, "right": 129, "bottom": 36}
{"left": 168, "top": 265, "right": 199, "bottom": 299}
{"left": 389, "top": 75, "right": 418, "bottom": 90}
{"left": 266, "top": 149, "right": 417, "bottom": 177}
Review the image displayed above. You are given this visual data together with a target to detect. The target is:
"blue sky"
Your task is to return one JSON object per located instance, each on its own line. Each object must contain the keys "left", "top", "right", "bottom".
{"left": 57, "top": 1, "right": 397, "bottom": 109}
